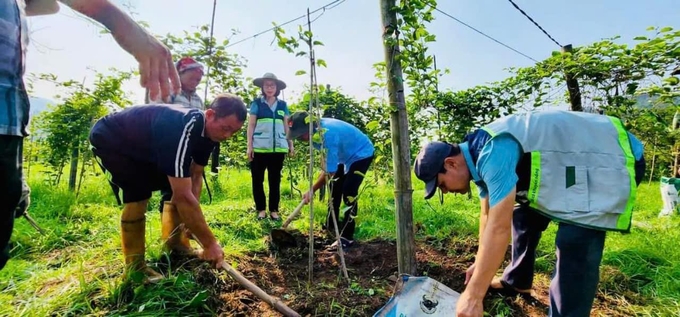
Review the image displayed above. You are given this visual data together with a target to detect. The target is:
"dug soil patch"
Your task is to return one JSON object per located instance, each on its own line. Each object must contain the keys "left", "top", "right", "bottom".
{"left": 180, "top": 232, "right": 637, "bottom": 316}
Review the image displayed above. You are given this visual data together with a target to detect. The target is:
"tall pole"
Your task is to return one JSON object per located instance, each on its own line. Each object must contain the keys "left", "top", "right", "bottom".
{"left": 561, "top": 44, "right": 583, "bottom": 112}
{"left": 306, "top": 8, "right": 316, "bottom": 284}
{"left": 379, "top": 0, "right": 416, "bottom": 275}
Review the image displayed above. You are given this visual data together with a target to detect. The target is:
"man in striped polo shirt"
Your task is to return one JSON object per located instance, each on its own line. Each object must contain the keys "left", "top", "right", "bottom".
{"left": 89, "top": 93, "right": 246, "bottom": 282}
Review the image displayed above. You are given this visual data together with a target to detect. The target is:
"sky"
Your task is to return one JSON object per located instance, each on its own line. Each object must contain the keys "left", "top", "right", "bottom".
{"left": 23, "top": 0, "right": 680, "bottom": 109}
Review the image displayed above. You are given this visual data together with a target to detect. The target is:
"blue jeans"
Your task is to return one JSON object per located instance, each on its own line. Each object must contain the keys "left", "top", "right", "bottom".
{"left": 501, "top": 205, "right": 606, "bottom": 317}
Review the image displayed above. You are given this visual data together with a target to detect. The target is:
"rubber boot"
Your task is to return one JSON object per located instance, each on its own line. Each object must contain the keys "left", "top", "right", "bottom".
{"left": 121, "top": 202, "right": 163, "bottom": 284}
{"left": 161, "top": 201, "right": 197, "bottom": 256}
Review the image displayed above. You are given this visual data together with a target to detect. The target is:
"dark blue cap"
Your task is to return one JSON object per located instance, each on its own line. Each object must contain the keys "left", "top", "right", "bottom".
{"left": 414, "top": 141, "right": 454, "bottom": 199}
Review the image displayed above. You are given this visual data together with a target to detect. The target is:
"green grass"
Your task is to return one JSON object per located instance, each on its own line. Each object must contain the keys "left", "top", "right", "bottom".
{"left": 1, "top": 165, "right": 679, "bottom": 316}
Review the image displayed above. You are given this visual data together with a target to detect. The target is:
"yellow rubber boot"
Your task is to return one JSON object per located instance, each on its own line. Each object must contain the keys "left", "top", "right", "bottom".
{"left": 161, "top": 201, "right": 197, "bottom": 256}
{"left": 121, "top": 201, "right": 163, "bottom": 284}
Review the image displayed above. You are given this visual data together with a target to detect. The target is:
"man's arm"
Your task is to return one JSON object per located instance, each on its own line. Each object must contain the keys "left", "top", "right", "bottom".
{"left": 168, "top": 176, "right": 217, "bottom": 249}
{"left": 190, "top": 161, "right": 203, "bottom": 200}
{"left": 57, "top": 0, "right": 180, "bottom": 101}
{"left": 465, "top": 189, "right": 515, "bottom": 299}
{"left": 479, "top": 197, "right": 489, "bottom": 239}
{"left": 312, "top": 172, "right": 333, "bottom": 192}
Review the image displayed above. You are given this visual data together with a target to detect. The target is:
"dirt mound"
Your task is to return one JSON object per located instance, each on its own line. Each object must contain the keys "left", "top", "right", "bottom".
{"left": 177, "top": 232, "right": 634, "bottom": 316}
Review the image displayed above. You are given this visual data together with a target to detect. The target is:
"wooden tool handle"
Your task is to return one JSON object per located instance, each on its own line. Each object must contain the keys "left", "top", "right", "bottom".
{"left": 191, "top": 233, "right": 301, "bottom": 317}
{"left": 219, "top": 261, "right": 300, "bottom": 317}
{"left": 281, "top": 200, "right": 306, "bottom": 229}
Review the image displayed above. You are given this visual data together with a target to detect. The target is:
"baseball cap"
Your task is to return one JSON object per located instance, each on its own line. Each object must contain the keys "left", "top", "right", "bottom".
{"left": 414, "top": 141, "right": 456, "bottom": 199}
{"left": 175, "top": 57, "right": 204, "bottom": 74}
{"left": 288, "top": 111, "right": 316, "bottom": 140}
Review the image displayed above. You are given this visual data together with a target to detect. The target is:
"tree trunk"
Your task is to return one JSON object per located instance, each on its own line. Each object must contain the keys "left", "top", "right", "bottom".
{"left": 562, "top": 45, "right": 583, "bottom": 112}
{"left": 380, "top": 0, "right": 416, "bottom": 276}
{"left": 69, "top": 146, "right": 79, "bottom": 191}
{"left": 76, "top": 146, "right": 88, "bottom": 197}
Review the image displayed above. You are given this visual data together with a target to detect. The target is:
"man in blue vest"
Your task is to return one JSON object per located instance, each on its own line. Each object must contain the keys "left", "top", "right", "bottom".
{"left": 414, "top": 110, "right": 645, "bottom": 317}
{"left": 89, "top": 93, "right": 247, "bottom": 282}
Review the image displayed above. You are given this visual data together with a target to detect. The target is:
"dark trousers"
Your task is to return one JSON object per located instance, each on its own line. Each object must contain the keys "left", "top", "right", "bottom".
{"left": 250, "top": 152, "right": 286, "bottom": 212}
{"left": 325, "top": 156, "right": 373, "bottom": 241}
{"left": 501, "top": 205, "right": 605, "bottom": 317}
{"left": 0, "top": 136, "right": 23, "bottom": 270}
{"left": 502, "top": 156, "right": 645, "bottom": 317}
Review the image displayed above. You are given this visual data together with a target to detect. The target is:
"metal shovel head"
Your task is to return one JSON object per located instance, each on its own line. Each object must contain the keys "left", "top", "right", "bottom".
{"left": 270, "top": 228, "right": 297, "bottom": 249}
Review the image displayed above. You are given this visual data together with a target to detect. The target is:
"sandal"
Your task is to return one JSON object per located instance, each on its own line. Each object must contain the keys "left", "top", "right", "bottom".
{"left": 487, "top": 278, "right": 532, "bottom": 297}
{"left": 328, "top": 237, "right": 354, "bottom": 251}
{"left": 269, "top": 211, "right": 281, "bottom": 221}
{"left": 257, "top": 211, "right": 267, "bottom": 220}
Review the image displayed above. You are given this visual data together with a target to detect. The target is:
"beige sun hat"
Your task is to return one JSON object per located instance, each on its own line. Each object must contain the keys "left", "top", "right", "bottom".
{"left": 253, "top": 73, "right": 286, "bottom": 90}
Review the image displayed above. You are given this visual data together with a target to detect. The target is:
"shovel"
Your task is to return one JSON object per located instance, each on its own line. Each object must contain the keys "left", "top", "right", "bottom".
{"left": 270, "top": 200, "right": 306, "bottom": 248}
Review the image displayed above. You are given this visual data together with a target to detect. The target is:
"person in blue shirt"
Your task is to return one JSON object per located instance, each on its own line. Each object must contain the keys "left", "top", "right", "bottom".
{"left": 246, "top": 73, "right": 293, "bottom": 221}
{"left": 288, "top": 111, "right": 374, "bottom": 250}
{"left": 89, "top": 94, "right": 247, "bottom": 283}
{"left": 414, "top": 110, "right": 645, "bottom": 317}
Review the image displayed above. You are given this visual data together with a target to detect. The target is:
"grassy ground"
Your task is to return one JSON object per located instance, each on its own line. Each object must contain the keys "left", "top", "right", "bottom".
{"left": 1, "top": 165, "right": 679, "bottom": 316}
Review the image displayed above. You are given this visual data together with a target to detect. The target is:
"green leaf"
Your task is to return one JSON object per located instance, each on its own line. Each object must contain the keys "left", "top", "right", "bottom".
{"left": 189, "top": 290, "right": 209, "bottom": 307}
{"left": 633, "top": 36, "right": 648, "bottom": 41}
{"left": 313, "top": 40, "right": 324, "bottom": 46}
{"left": 664, "top": 77, "right": 679, "bottom": 86}
{"left": 659, "top": 26, "right": 673, "bottom": 33}
{"left": 295, "top": 70, "right": 307, "bottom": 76}
{"left": 366, "top": 120, "right": 380, "bottom": 131}
{"left": 317, "top": 59, "right": 327, "bottom": 68}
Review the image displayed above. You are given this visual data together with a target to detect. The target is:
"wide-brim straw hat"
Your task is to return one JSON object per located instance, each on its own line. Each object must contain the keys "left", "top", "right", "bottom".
{"left": 253, "top": 72, "right": 286, "bottom": 90}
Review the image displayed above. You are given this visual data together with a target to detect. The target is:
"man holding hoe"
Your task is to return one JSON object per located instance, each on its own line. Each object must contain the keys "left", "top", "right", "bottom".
{"left": 414, "top": 110, "right": 645, "bottom": 317}
{"left": 89, "top": 93, "right": 247, "bottom": 282}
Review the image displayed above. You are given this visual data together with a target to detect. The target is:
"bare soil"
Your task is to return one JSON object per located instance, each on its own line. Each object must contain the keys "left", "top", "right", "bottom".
{"left": 168, "top": 231, "right": 642, "bottom": 316}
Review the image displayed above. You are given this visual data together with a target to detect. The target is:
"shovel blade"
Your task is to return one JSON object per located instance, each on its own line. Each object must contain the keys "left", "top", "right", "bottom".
{"left": 270, "top": 229, "right": 297, "bottom": 249}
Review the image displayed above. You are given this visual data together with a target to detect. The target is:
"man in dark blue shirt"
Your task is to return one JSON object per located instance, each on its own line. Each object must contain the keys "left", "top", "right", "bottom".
{"left": 89, "top": 93, "right": 247, "bottom": 282}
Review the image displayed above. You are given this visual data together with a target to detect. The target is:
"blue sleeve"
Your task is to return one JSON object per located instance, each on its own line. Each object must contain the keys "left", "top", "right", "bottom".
{"left": 627, "top": 131, "right": 644, "bottom": 161}
{"left": 249, "top": 101, "right": 259, "bottom": 115}
{"left": 476, "top": 135, "right": 522, "bottom": 208}
{"left": 477, "top": 183, "right": 488, "bottom": 199}
{"left": 324, "top": 133, "right": 340, "bottom": 174}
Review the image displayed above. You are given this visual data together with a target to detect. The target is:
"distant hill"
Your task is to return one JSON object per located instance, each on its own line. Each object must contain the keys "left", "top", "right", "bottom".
{"left": 28, "top": 96, "right": 56, "bottom": 116}
{"left": 635, "top": 93, "right": 680, "bottom": 109}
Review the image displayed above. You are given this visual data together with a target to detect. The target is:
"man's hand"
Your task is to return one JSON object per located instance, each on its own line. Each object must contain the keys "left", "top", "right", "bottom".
{"left": 464, "top": 262, "right": 476, "bottom": 285}
{"left": 112, "top": 25, "right": 179, "bottom": 103}
{"left": 59, "top": 0, "right": 180, "bottom": 102}
{"left": 456, "top": 290, "right": 484, "bottom": 317}
{"left": 199, "top": 241, "right": 225, "bottom": 269}
{"left": 247, "top": 146, "right": 254, "bottom": 161}
{"left": 288, "top": 143, "right": 295, "bottom": 157}
{"left": 302, "top": 190, "right": 314, "bottom": 204}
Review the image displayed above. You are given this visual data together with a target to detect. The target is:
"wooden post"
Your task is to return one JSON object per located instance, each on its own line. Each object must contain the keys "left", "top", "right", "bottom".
{"left": 561, "top": 44, "right": 583, "bottom": 112}
{"left": 380, "top": 0, "right": 417, "bottom": 276}
{"left": 648, "top": 144, "right": 656, "bottom": 184}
